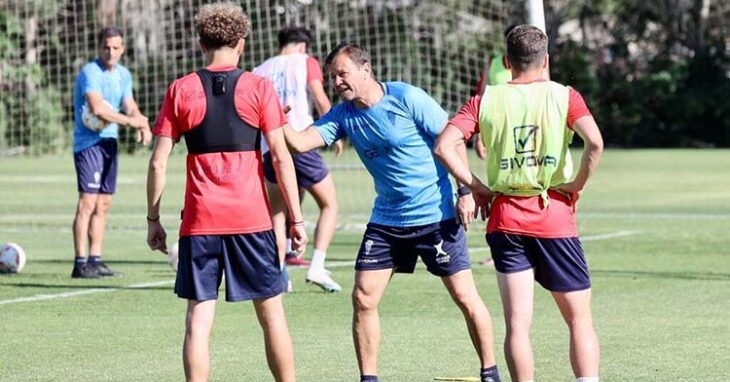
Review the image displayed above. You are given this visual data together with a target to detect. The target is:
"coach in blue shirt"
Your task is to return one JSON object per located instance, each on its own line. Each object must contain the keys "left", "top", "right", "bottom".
{"left": 71, "top": 26, "right": 151, "bottom": 279}
{"left": 283, "top": 43, "right": 503, "bottom": 382}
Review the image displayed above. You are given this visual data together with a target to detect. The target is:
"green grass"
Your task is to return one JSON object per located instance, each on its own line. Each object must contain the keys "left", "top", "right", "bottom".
{"left": 0, "top": 149, "right": 729, "bottom": 381}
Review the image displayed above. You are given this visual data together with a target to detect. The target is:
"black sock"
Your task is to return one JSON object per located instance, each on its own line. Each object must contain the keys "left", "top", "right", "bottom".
{"left": 481, "top": 365, "right": 501, "bottom": 382}
{"left": 74, "top": 256, "right": 88, "bottom": 268}
{"left": 88, "top": 255, "right": 102, "bottom": 266}
{"left": 360, "top": 375, "right": 379, "bottom": 382}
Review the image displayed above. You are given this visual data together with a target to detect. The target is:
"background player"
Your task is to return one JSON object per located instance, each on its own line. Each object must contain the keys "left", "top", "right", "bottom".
{"left": 71, "top": 26, "right": 151, "bottom": 278}
{"left": 254, "top": 26, "right": 342, "bottom": 292}
{"left": 146, "top": 3, "right": 306, "bottom": 381}
{"left": 435, "top": 25, "right": 603, "bottom": 382}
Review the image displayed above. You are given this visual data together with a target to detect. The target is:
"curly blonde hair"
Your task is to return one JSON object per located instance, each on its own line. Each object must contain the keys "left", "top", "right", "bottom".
{"left": 195, "top": 2, "right": 251, "bottom": 49}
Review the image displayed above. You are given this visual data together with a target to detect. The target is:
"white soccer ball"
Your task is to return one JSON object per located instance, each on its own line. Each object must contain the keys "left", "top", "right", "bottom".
{"left": 167, "top": 242, "right": 179, "bottom": 272}
{"left": 81, "top": 100, "right": 113, "bottom": 131}
{"left": 0, "top": 242, "right": 26, "bottom": 274}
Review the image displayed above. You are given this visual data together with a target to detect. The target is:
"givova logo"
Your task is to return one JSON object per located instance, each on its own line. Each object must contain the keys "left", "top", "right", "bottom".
{"left": 513, "top": 125, "right": 538, "bottom": 153}
{"left": 501, "top": 125, "right": 557, "bottom": 170}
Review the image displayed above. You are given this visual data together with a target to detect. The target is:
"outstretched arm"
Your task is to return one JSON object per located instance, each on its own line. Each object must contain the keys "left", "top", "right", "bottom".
{"left": 283, "top": 125, "right": 327, "bottom": 154}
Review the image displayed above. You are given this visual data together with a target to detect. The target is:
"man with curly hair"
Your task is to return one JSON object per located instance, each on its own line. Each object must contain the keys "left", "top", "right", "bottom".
{"left": 146, "top": 3, "right": 305, "bottom": 381}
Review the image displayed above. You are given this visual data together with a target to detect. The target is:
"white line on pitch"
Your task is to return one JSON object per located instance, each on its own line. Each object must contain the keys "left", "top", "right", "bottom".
{"left": 0, "top": 280, "right": 174, "bottom": 307}
{"left": 0, "top": 230, "right": 637, "bottom": 306}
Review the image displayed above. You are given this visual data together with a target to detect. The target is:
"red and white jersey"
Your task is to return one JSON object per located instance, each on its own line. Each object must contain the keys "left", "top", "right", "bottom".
{"left": 154, "top": 65, "right": 286, "bottom": 236}
{"left": 253, "top": 53, "right": 324, "bottom": 152}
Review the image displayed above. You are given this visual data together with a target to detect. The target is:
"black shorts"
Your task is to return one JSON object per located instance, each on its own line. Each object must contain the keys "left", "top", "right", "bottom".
{"left": 263, "top": 150, "right": 329, "bottom": 188}
{"left": 355, "top": 218, "right": 471, "bottom": 277}
{"left": 74, "top": 139, "right": 118, "bottom": 194}
{"left": 175, "top": 231, "right": 282, "bottom": 302}
{"left": 487, "top": 232, "right": 591, "bottom": 292}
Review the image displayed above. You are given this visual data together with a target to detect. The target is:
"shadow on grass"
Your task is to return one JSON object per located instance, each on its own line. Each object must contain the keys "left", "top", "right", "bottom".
{"left": 29, "top": 259, "right": 166, "bottom": 265}
{"left": 592, "top": 269, "right": 730, "bottom": 282}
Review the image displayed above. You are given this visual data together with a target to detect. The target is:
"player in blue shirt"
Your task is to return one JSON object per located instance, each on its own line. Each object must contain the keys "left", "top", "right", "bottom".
{"left": 284, "top": 43, "right": 502, "bottom": 382}
{"left": 71, "top": 27, "right": 151, "bottom": 278}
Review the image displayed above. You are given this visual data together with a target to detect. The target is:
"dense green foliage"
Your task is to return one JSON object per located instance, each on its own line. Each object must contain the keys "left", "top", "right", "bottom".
{"left": 547, "top": 0, "right": 730, "bottom": 147}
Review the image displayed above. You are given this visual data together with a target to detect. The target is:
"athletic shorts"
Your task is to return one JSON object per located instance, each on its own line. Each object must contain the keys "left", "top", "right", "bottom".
{"left": 355, "top": 218, "right": 471, "bottom": 277}
{"left": 262, "top": 150, "right": 329, "bottom": 188}
{"left": 175, "top": 231, "right": 283, "bottom": 302}
{"left": 73, "top": 139, "right": 118, "bottom": 194}
{"left": 486, "top": 232, "right": 591, "bottom": 292}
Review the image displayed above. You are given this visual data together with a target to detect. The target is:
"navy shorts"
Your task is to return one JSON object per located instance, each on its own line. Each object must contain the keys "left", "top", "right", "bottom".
{"left": 486, "top": 232, "right": 591, "bottom": 292}
{"left": 263, "top": 150, "right": 329, "bottom": 188}
{"left": 356, "top": 218, "right": 471, "bottom": 277}
{"left": 175, "top": 231, "right": 283, "bottom": 302}
{"left": 74, "top": 139, "right": 118, "bottom": 194}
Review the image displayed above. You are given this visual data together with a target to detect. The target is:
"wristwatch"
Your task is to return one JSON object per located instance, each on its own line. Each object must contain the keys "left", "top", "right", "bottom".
{"left": 456, "top": 186, "right": 472, "bottom": 197}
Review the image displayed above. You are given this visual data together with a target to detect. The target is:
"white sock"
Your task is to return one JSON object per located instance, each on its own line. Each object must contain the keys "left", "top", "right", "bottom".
{"left": 309, "top": 248, "right": 326, "bottom": 273}
{"left": 285, "top": 238, "right": 292, "bottom": 254}
{"left": 576, "top": 377, "right": 599, "bottom": 382}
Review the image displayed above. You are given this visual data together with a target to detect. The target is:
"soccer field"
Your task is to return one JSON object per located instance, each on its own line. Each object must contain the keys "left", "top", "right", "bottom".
{"left": 1, "top": 149, "right": 729, "bottom": 381}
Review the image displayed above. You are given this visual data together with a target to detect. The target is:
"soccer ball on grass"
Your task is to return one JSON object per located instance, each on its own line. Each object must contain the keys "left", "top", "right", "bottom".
{"left": 0, "top": 242, "right": 26, "bottom": 274}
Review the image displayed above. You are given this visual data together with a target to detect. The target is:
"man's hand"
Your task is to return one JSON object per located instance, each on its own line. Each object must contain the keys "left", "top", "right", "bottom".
{"left": 472, "top": 182, "right": 495, "bottom": 220}
{"left": 289, "top": 224, "right": 309, "bottom": 254}
{"left": 129, "top": 114, "right": 149, "bottom": 130}
{"left": 147, "top": 220, "right": 168, "bottom": 254}
{"left": 455, "top": 193, "right": 476, "bottom": 231}
{"left": 553, "top": 182, "right": 582, "bottom": 204}
{"left": 334, "top": 140, "right": 344, "bottom": 156}
{"left": 137, "top": 127, "right": 152, "bottom": 145}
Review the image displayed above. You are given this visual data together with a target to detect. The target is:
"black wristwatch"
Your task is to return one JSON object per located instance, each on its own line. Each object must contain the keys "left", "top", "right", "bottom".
{"left": 456, "top": 186, "right": 472, "bottom": 197}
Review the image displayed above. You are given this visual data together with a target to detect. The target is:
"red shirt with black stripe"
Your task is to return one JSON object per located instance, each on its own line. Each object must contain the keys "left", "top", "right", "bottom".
{"left": 154, "top": 65, "right": 286, "bottom": 236}
{"left": 449, "top": 80, "right": 593, "bottom": 238}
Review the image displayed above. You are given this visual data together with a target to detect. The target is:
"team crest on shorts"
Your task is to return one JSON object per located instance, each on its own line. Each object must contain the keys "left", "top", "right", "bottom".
{"left": 434, "top": 240, "right": 450, "bottom": 264}
{"left": 364, "top": 239, "right": 374, "bottom": 256}
{"left": 87, "top": 171, "right": 101, "bottom": 189}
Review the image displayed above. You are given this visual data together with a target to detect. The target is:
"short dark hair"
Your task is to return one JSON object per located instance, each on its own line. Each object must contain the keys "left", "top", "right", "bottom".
{"left": 98, "top": 26, "right": 124, "bottom": 45}
{"left": 278, "top": 27, "right": 313, "bottom": 49}
{"left": 324, "top": 42, "right": 371, "bottom": 69}
{"left": 505, "top": 25, "right": 547, "bottom": 71}
{"left": 503, "top": 24, "right": 518, "bottom": 39}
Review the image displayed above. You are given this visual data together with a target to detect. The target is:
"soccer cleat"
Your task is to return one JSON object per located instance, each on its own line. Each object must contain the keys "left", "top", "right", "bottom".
{"left": 305, "top": 271, "right": 341, "bottom": 293}
{"left": 94, "top": 262, "right": 122, "bottom": 277}
{"left": 285, "top": 252, "right": 310, "bottom": 267}
{"left": 71, "top": 264, "right": 101, "bottom": 279}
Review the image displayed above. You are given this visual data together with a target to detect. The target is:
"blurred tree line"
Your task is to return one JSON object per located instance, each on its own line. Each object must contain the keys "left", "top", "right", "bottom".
{"left": 543, "top": 0, "right": 730, "bottom": 147}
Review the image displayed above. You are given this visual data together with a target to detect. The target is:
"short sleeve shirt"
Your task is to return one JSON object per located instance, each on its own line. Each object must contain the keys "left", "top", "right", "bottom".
{"left": 154, "top": 66, "right": 286, "bottom": 236}
{"left": 315, "top": 81, "right": 452, "bottom": 227}
{"left": 73, "top": 59, "right": 133, "bottom": 152}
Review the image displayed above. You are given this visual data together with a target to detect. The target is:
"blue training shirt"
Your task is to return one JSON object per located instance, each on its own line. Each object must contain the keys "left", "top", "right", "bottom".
{"left": 315, "top": 81, "right": 453, "bottom": 227}
{"left": 72, "top": 59, "right": 133, "bottom": 153}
